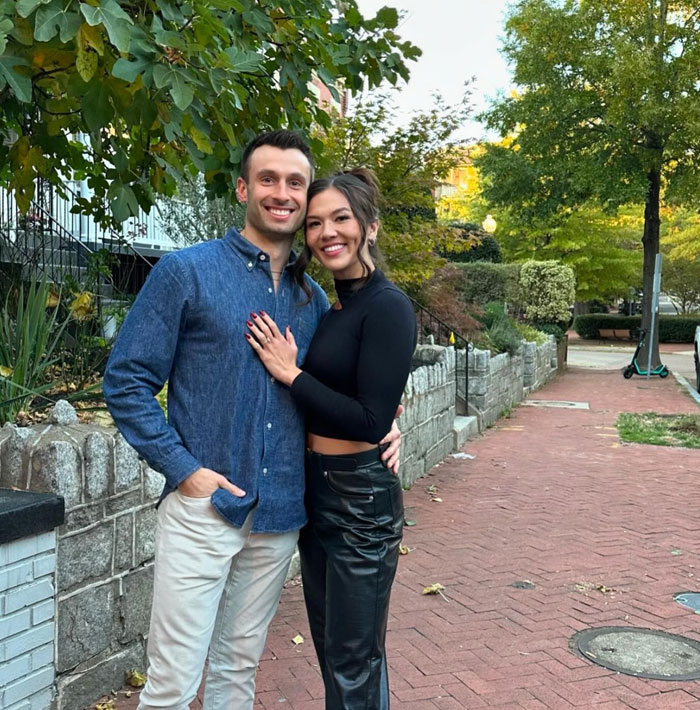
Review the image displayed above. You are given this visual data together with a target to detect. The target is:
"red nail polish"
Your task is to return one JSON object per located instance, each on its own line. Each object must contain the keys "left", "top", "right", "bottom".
{"left": 245, "top": 333, "right": 251, "bottom": 340}
{"left": 259, "top": 310, "right": 267, "bottom": 317}
{"left": 246, "top": 320, "right": 253, "bottom": 327}
{"left": 251, "top": 312, "right": 258, "bottom": 319}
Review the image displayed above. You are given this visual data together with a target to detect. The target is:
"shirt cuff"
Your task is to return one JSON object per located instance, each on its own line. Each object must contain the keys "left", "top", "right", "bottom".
{"left": 160, "top": 448, "right": 203, "bottom": 488}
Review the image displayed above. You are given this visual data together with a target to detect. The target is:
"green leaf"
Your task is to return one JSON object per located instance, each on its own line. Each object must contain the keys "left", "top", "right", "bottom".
{"left": 108, "top": 183, "right": 139, "bottom": 221}
{"left": 82, "top": 80, "right": 113, "bottom": 134}
{"left": 223, "top": 47, "right": 263, "bottom": 74}
{"left": 76, "top": 43, "right": 98, "bottom": 82}
{"left": 375, "top": 7, "right": 399, "bottom": 29}
{"left": 34, "top": 1, "right": 81, "bottom": 42}
{"left": 112, "top": 56, "right": 149, "bottom": 82}
{"left": 80, "top": 0, "right": 133, "bottom": 53}
{"left": 0, "top": 17, "right": 13, "bottom": 54}
{"left": 0, "top": 55, "right": 31, "bottom": 103}
{"left": 153, "top": 64, "right": 193, "bottom": 109}
{"left": 16, "top": 0, "right": 51, "bottom": 19}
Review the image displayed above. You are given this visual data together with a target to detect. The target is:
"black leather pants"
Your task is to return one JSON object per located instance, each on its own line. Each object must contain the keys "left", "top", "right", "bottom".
{"left": 299, "top": 447, "right": 403, "bottom": 710}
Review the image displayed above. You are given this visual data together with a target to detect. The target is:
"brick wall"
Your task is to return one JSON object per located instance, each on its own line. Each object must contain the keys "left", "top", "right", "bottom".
{"left": 0, "top": 489, "right": 63, "bottom": 710}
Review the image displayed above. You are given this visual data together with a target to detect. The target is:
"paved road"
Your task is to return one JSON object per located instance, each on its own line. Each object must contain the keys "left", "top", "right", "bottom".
{"left": 568, "top": 345, "right": 696, "bottom": 383}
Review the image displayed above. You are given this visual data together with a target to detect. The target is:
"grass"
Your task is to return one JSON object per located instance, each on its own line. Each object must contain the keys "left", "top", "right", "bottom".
{"left": 616, "top": 412, "right": 700, "bottom": 449}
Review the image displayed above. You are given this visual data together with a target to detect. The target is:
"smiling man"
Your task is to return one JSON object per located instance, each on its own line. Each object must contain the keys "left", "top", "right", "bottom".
{"left": 103, "top": 131, "right": 401, "bottom": 710}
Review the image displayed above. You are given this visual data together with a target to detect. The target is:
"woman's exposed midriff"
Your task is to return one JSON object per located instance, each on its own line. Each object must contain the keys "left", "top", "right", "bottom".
{"left": 306, "top": 433, "right": 376, "bottom": 455}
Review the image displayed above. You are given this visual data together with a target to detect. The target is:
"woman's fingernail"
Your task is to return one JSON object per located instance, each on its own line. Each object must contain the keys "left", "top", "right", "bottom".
{"left": 246, "top": 320, "right": 253, "bottom": 327}
{"left": 251, "top": 312, "right": 258, "bottom": 319}
{"left": 245, "top": 333, "right": 251, "bottom": 340}
{"left": 259, "top": 310, "right": 267, "bottom": 317}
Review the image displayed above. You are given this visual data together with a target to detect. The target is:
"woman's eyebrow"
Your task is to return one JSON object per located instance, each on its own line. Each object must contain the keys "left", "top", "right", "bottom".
{"left": 306, "top": 207, "right": 352, "bottom": 220}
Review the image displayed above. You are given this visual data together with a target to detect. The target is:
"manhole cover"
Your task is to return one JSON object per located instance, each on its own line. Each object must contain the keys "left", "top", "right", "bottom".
{"left": 572, "top": 627, "right": 700, "bottom": 680}
{"left": 675, "top": 592, "right": 700, "bottom": 613}
{"left": 522, "top": 400, "right": 590, "bottom": 410}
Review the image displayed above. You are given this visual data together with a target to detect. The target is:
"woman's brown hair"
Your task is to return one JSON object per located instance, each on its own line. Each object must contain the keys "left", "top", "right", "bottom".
{"left": 292, "top": 168, "right": 381, "bottom": 301}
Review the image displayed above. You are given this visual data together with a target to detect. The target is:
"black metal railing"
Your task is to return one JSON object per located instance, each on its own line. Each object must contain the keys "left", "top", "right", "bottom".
{"left": 409, "top": 296, "right": 472, "bottom": 414}
{"left": 0, "top": 180, "right": 154, "bottom": 301}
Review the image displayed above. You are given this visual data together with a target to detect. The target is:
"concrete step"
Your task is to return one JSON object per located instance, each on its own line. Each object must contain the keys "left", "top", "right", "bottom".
{"left": 453, "top": 415, "right": 479, "bottom": 450}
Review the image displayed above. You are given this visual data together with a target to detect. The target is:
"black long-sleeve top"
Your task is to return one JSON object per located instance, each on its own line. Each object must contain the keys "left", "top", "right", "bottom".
{"left": 290, "top": 269, "right": 417, "bottom": 443}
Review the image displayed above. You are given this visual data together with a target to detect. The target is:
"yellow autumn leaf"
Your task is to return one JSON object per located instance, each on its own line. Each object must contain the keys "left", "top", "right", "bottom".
{"left": 126, "top": 669, "right": 146, "bottom": 687}
{"left": 0, "top": 365, "right": 13, "bottom": 378}
{"left": 95, "top": 701, "right": 116, "bottom": 710}
{"left": 46, "top": 287, "right": 60, "bottom": 308}
{"left": 431, "top": 497, "right": 443, "bottom": 503}
{"left": 399, "top": 545, "right": 413, "bottom": 555}
{"left": 292, "top": 634, "right": 304, "bottom": 645}
{"left": 69, "top": 291, "right": 94, "bottom": 321}
{"left": 422, "top": 583, "right": 449, "bottom": 601}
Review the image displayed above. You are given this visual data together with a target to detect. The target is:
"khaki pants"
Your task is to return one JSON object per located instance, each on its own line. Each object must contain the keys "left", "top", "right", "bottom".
{"left": 137, "top": 491, "right": 299, "bottom": 710}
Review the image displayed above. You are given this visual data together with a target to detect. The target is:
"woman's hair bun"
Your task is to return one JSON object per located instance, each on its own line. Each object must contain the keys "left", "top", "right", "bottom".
{"left": 341, "top": 167, "right": 380, "bottom": 200}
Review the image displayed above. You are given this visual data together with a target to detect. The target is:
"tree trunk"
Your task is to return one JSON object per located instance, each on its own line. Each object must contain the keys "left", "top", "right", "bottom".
{"left": 639, "top": 166, "right": 662, "bottom": 369}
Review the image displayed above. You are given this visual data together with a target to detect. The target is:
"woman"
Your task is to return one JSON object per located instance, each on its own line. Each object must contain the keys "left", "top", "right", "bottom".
{"left": 245, "top": 169, "right": 416, "bottom": 709}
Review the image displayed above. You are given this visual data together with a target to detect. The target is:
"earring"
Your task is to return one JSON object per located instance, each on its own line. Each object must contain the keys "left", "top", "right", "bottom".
{"left": 368, "top": 238, "right": 377, "bottom": 247}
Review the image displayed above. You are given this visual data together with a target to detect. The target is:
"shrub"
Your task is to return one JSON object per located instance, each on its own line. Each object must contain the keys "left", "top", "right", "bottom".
{"left": 520, "top": 260, "right": 576, "bottom": 327}
{"left": 515, "top": 322, "right": 548, "bottom": 344}
{"left": 534, "top": 323, "right": 567, "bottom": 343}
{"left": 444, "top": 226, "right": 502, "bottom": 263}
{"left": 572, "top": 314, "right": 700, "bottom": 342}
{"left": 454, "top": 262, "right": 521, "bottom": 307}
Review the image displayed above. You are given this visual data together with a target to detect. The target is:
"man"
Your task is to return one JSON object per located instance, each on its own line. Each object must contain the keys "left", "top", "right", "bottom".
{"left": 103, "top": 130, "right": 401, "bottom": 710}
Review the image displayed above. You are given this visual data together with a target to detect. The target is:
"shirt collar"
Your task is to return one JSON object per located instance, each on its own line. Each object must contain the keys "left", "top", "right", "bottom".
{"left": 223, "top": 227, "right": 297, "bottom": 272}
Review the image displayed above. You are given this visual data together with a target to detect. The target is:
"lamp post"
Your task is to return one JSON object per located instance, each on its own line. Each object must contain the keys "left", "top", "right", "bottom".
{"left": 482, "top": 214, "right": 497, "bottom": 234}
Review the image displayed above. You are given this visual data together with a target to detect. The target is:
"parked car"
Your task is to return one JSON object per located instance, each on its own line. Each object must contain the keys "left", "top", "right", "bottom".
{"left": 695, "top": 326, "right": 700, "bottom": 392}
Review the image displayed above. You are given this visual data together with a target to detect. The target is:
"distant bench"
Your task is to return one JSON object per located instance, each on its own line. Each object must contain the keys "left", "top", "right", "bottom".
{"left": 598, "top": 328, "right": 632, "bottom": 340}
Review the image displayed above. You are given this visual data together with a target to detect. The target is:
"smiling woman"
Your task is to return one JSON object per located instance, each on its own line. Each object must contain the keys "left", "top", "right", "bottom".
{"left": 246, "top": 168, "right": 417, "bottom": 709}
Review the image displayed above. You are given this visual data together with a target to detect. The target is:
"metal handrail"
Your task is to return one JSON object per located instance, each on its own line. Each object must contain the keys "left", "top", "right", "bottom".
{"left": 409, "top": 296, "right": 472, "bottom": 414}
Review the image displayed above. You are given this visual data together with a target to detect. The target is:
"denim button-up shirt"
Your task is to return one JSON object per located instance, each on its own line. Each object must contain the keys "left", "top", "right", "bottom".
{"left": 103, "top": 228, "right": 329, "bottom": 533}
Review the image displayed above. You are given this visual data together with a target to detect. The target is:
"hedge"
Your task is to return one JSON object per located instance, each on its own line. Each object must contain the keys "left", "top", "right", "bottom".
{"left": 454, "top": 262, "right": 521, "bottom": 307}
{"left": 573, "top": 314, "right": 700, "bottom": 343}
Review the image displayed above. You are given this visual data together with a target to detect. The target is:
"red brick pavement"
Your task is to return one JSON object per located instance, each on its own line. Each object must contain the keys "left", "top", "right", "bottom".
{"left": 106, "top": 368, "right": 700, "bottom": 710}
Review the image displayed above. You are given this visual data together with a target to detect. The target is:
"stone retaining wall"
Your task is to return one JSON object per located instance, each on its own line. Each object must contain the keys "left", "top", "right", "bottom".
{"left": 461, "top": 337, "right": 558, "bottom": 429}
{"left": 398, "top": 345, "right": 456, "bottom": 489}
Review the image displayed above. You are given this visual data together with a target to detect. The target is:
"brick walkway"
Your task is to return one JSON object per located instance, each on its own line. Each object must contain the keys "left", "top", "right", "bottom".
{"left": 108, "top": 367, "right": 700, "bottom": 710}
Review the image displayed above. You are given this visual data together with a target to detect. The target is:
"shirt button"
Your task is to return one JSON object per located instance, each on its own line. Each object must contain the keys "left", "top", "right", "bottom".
{"left": 266, "top": 422, "right": 272, "bottom": 430}
{"left": 247, "top": 261, "right": 253, "bottom": 269}
{"left": 262, "top": 467, "right": 268, "bottom": 474}
{"left": 259, "top": 254, "right": 266, "bottom": 261}
{"left": 270, "top": 376, "right": 275, "bottom": 383}
{"left": 268, "top": 287, "right": 273, "bottom": 294}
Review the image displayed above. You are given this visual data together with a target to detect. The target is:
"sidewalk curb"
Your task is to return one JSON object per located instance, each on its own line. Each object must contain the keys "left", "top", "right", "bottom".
{"left": 672, "top": 370, "right": 700, "bottom": 407}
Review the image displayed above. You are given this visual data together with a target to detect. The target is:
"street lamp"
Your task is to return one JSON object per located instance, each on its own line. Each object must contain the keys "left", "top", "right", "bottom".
{"left": 482, "top": 214, "right": 497, "bottom": 234}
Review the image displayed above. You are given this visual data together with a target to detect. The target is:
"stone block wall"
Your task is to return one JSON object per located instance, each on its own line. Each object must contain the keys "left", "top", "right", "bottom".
{"left": 0, "top": 404, "right": 159, "bottom": 710}
{"left": 462, "top": 337, "right": 558, "bottom": 429}
{"left": 398, "top": 345, "right": 457, "bottom": 489}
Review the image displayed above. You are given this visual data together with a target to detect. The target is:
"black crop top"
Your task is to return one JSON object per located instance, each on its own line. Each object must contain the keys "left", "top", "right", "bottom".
{"left": 289, "top": 269, "right": 417, "bottom": 443}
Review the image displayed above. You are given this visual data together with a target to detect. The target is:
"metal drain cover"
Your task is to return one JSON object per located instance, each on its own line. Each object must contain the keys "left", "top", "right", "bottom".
{"left": 522, "top": 400, "right": 590, "bottom": 410}
{"left": 572, "top": 627, "right": 700, "bottom": 680}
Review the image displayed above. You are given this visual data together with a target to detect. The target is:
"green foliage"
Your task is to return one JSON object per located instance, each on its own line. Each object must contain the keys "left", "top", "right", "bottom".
{"left": 661, "top": 255, "right": 700, "bottom": 315}
{"left": 473, "top": 300, "right": 522, "bottom": 356}
{"left": 515, "top": 321, "right": 548, "bottom": 345}
{"left": 312, "top": 91, "right": 475, "bottom": 295}
{"left": 617, "top": 412, "right": 700, "bottom": 450}
{"left": 0, "top": 279, "right": 70, "bottom": 423}
{"left": 573, "top": 314, "right": 700, "bottom": 343}
{"left": 444, "top": 227, "right": 502, "bottom": 263}
{"left": 520, "top": 260, "right": 575, "bottom": 327}
{"left": 477, "top": 0, "right": 700, "bottom": 363}
{"left": 158, "top": 174, "right": 245, "bottom": 246}
{"left": 454, "top": 262, "right": 521, "bottom": 307}
{"left": 533, "top": 322, "right": 566, "bottom": 343}
{"left": 0, "top": 0, "right": 420, "bottom": 223}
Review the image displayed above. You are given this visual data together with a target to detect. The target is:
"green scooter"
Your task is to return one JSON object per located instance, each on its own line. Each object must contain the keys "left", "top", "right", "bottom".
{"left": 622, "top": 328, "right": 669, "bottom": 379}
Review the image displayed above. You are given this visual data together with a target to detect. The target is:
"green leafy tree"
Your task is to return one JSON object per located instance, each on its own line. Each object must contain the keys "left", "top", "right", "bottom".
{"left": 478, "top": 0, "right": 700, "bottom": 366}
{"left": 0, "top": 0, "right": 420, "bottom": 223}
{"left": 662, "top": 255, "right": 700, "bottom": 315}
{"left": 520, "top": 259, "right": 576, "bottom": 327}
{"left": 312, "top": 91, "right": 476, "bottom": 295}
{"left": 158, "top": 174, "right": 245, "bottom": 246}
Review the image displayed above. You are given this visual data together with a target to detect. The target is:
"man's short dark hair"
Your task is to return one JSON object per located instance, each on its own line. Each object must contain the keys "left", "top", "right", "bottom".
{"left": 240, "top": 130, "right": 314, "bottom": 182}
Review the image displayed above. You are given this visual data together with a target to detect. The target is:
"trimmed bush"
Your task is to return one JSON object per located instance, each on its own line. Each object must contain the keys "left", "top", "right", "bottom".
{"left": 454, "top": 262, "right": 521, "bottom": 306}
{"left": 520, "top": 260, "right": 576, "bottom": 327}
{"left": 573, "top": 314, "right": 700, "bottom": 343}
